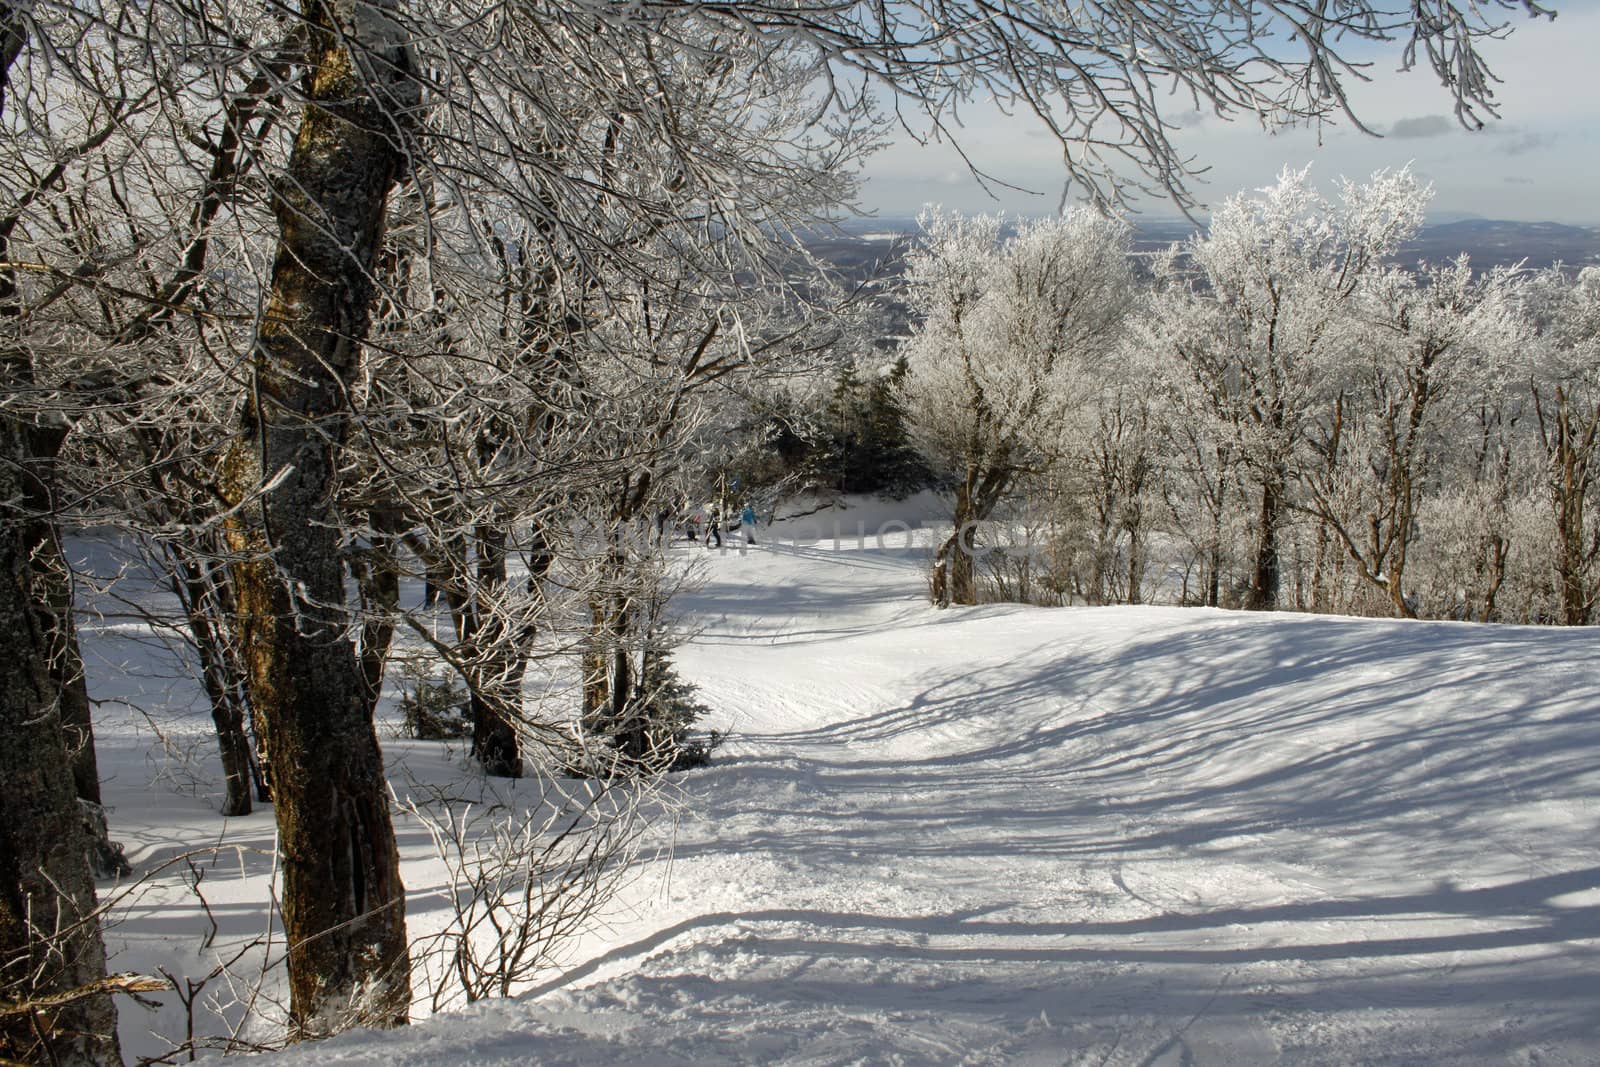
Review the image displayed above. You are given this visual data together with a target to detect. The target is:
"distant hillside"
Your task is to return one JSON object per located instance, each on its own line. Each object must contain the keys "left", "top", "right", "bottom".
{"left": 1397, "top": 220, "right": 1600, "bottom": 271}
{"left": 813, "top": 216, "right": 1600, "bottom": 280}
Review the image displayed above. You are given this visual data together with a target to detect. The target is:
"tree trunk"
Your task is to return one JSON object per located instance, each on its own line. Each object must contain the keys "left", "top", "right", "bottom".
{"left": 1477, "top": 533, "right": 1509, "bottom": 623}
{"left": 1385, "top": 533, "right": 1418, "bottom": 621}
{"left": 436, "top": 520, "right": 550, "bottom": 780}
{"left": 410, "top": 530, "right": 525, "bottom": 776}
{"left": 207, "top": 693, "right": 256, "bottom": 819}
{"left": 0, "top": 19, "right": 120, "bottom": 1048}
{"left": 0, "top": 426, "right": 122, "bottom": 1067}
{"left": 1246, "top": 476, "right": 1282, "bottom": 611}
{"left": 39, "top": 538, "right": 129, "bottom": 875}
{"left": 1554, "top": 406, "right": 1592, "bottom": 626}
{"left": 1203, "top": 495, "right": 1222, "bottom": 608}
{"left": 582, "top": 574, "right": 644, "bottom": 763}
{"left": 353, "top": 516, "right": 401, "bottom": 720}
{"left": 933, "top": 482, "right": 979, "bottom": 607}
{"left": 169, "top": 547, "right": 254, "bottom": 816}
{"left": 1125, "top": 526, "right": 1143, "bottom": 605}
{"left": 1531, "top": 386, "right": 1598, "bottom": 626}
{"left": 1556, "top": 493, "right": 1589, "bottom": 626}
{"left": 221, "top": 0, "right": 416, "bottom": 1037}
{"left": 582, "top": 626, "right": 641, "bottom": 761}
{"left": 465, "top": 525, "right": 524, "bottom": 778}
{"left": 50, "top": 583, "right": 99, "bottom": 809}
{"left": 0, "top": 2, "right": 128, "bottom": 898}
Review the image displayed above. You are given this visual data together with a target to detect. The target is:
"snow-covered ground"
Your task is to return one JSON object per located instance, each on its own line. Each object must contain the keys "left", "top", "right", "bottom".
{"left": 86, "top": 498, "right": 1600, "bottom": 1064}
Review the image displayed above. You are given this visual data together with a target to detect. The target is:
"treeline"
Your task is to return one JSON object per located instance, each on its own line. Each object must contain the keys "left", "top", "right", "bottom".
{"left": 893, "top": 169, "right": 1599, "bottom": 624}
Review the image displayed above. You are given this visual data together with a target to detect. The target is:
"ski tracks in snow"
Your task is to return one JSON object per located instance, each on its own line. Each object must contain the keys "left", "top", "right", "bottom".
{"left": 263, "top": 521, "right": 1600, "bottom": 1067}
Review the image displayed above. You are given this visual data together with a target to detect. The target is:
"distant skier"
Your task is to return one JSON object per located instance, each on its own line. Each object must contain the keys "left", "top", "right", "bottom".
{"left": 741, "top": 502, "right": 758, "bottom": 544}
{"left": 705, "top": 507, "right": 722, "bottom": 548}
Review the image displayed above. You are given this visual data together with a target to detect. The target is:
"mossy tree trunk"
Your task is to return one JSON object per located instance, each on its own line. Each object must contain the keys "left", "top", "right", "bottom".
{"left": 221, "top": 0, "right": 417, "bottom": 1038}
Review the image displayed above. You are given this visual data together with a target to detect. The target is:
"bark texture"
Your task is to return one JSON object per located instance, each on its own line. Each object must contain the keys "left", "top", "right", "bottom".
{"left": 0, "top": 431, "right": 122, "bottom": 1067}
{"left": 222, "top": 0, "right": 417, "bottom": 1037}
{"left": 463, "top": 524, "right": 525, "bottom": 778}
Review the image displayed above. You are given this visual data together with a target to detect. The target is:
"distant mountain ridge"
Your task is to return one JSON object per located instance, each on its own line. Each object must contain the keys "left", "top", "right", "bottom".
{"left": 1399, "top": 219, "right": 1600, "bottom": 270}
{"left": 812, "top": 216, "right": 1600, "bottom": 281}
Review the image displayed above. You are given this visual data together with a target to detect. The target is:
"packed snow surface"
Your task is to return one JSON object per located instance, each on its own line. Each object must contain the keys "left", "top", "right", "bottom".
{"left": 90, "top": 499, "right": 1600, "bottom": 1064}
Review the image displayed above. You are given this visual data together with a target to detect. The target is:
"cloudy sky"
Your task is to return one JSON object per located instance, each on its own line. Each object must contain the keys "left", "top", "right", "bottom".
{"left": 858, "top": 5, "right": 1599, "bottom": 224}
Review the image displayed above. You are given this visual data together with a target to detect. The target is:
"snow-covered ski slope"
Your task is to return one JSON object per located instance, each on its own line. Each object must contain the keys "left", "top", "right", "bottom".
{"left": 155, "top": 499, "right": 1600, "bottom": 1064}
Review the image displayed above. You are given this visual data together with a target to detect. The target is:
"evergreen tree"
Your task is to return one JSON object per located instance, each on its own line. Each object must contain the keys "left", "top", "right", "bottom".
{"left": 816, "top": 356, "right": 930, "bottom": 496}
{"left": 861, "top": 355, "right": 930, "bottom": 495}
{"left": 822, "top": 361, "right": 866, "bottom": 492}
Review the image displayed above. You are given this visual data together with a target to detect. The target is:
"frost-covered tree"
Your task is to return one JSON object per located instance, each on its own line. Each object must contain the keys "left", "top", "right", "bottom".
{"left": 1520, "top": 266, "right": 1600, "bottom": 625}
{"left": 213, "top": 0, "right": 421, "bottom": 1033}
{"left": 1300, "top": 259, "right": 1523, "bottom": 617}
{"left": 904, "top": 209, "right": 1134, "bottom": 606}
{"left": 1409, "top": 422, "right": 1537, "bottom": 623}
{"left": 1147, "top": 166, "right": 1428, "bottom": 610}
{"left": 1080, "top": 384, "right": 1159, "bottom": 605}
{"left": 341, "top": 21, "right": 874, "bottom": 776}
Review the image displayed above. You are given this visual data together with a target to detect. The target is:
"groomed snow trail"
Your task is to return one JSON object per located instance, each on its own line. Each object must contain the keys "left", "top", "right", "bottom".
{"left": 257, "top": 508, "right": 1598, "bottom": 1065}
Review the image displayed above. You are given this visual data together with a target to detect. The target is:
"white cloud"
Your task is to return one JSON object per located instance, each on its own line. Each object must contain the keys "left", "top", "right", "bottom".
{"left": 857, "top": 9, "right": 1600, "bottom": 222}
{"left": 1387, "top": 115, "right": 1454, "bottom": 139}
